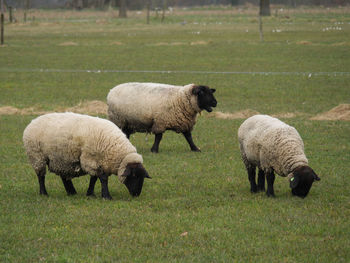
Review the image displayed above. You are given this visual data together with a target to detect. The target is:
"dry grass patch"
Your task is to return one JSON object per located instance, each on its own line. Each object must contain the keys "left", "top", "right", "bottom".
{"left": 310, "top": 104, "right": 350, "bottom": 121}
{"left": 58, "top": 41, "right": 79, "bottom": 46}
{"left": 272, "top": 112, "right": 307, "bottom": 118}
{"left": 190, "top": 41, "right": 209, "bottom": 45}
{"left": 0, "top": 100, "right": 107, "bottom": 116}
{"left": 331, "top": 42, "right": 349, "bottom": 46}
{"left": 111, "top": 41, "right": 123, "bottom": 45}
{"left": 2, "top": 103, "right": 348, "bottom": 121}
{"left": 296, "top": 41, "right": 313, "bottom": 45}
{"left": 272, "top": 112, "right": 297, "bottom": 118}
{"left": 0, "top": 106, "right": 23, "bottom": 115}
{"left": 210, "top": 111, "right": 306, "bottom": 120}
{"left": 211, "top": 109, "right": 259, "bottom": 119}
{"left": 153, "top": 42, "right": 186, "bottom": 46}
{"left": 65, "top": 100, "right": 107, "bottom": 115}
{"left": 0, "top": 106, "right": 48, "bottom": 115}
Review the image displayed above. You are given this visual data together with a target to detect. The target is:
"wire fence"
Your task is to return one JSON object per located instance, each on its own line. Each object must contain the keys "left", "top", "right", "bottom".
{"left": 1, "top": 68, "right": 349, "bottom": 77}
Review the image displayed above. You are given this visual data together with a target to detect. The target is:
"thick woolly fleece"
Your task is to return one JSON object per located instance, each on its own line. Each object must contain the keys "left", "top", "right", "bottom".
{"left": 107, "top": 82, "right": 202, "bottom": 134}
{"left": 23, "top": 112, "right": 143, "bottom": 183}
{"left": 238, "top": 115, "right": 308, "bottom": 177}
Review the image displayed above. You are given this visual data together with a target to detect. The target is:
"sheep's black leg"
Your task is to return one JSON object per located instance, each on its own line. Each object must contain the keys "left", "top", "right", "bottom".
{"left": 266, "top": 170, "right": 276, "bottom": 197}
{"left": 257, "top": 169, "right": 265, "bottom": 192}
{"left": 61, "top": 177, "right": 77, "bottom": 195}
{"left": 122, "top": 127, "right": 132, "bottom": 139}
{"left": 248, "top": 165, "right": 257, "bottom": 193}
{"left": 151, "top": 133, "right": 163, "bottom": 153}
{"left": 37, "top": 169, "right": 48, "bottom": 196}
{"left": 86, "top": 176, "right": 98, "bottom": 197}
{"left": 182, "top": 131, "right": 200, "bottom": 152}
{"left": 99, "top": 174, "right": 112, "bottom": 200}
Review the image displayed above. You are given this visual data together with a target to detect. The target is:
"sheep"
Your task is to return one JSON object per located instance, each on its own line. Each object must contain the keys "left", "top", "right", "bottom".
{"left": 238, "top": 114, "right": 320, "bottom": 198}
{"left": 107, "top": 82, "right": 217, "bottom": 153}
{"left": 23, "top": 112, "right": 151, "bottom": 199}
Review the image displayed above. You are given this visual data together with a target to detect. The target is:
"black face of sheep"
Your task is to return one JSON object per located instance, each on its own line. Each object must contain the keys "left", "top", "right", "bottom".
{"left": 290, "top": 166, "right": 320, "bottom": 198}
{"left": 192, "top": 86, "right": 217, "bottom": 112}
{"left": 122, "top": 163, "right": 151, "bottom": 197}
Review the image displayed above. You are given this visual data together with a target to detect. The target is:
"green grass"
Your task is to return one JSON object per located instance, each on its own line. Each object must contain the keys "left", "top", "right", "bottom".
{"left": 1, "top": 7, "right": 350, "bottom": 262}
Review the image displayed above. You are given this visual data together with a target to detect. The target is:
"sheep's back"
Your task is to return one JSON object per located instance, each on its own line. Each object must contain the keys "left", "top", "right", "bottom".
{"left": 23, "top": 113, "right": 82, "bottom": 161}
{"left": 238, "top": 115, "right": 307, "bottom": 175}
{"left": 238, "top": 115, "right": 274, "bottom": 166}
{"left": 107, "top": 82, "right": 181, "bottom": 129}
{"left": 23, "top": 112, "right": 136, "bottom": 176}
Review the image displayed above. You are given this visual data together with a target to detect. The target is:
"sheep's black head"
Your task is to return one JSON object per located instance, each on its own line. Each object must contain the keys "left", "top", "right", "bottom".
{"left": 290, "top": 166, "right": 320, "bottom": 198}
{"left": 122, "top": 163, "right": 151, "bottom": 197}
{"left": 192, "top": 85, "right": 217, "bottom": 112}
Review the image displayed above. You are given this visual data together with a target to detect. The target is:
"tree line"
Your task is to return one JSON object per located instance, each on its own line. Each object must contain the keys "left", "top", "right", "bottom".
{"left": 4, "top": 0, "right": 347, "bottom": 9}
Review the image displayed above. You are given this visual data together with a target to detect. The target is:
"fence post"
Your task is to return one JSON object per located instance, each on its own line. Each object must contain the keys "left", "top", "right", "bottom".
{"left": 9, "top": 6, "right": 12, "bottom": 22}
{"left": 259, "top": 15, "right": 264, "bottom": 42}
{"left": 146, "top": 0, "right": 150, "bottom": 24}
{"left": 161, "top": 0, "right": 167, "bottom": 22}
{"left": 1, "top": 0, "right": 4, "bottom": 45}
{"left": 24, "top": 0, "right": 30, "bottom": 23}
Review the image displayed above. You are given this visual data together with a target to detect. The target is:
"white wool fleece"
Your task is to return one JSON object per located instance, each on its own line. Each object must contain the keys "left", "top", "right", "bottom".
{"left": 238, "top": 115, "right": 308, "bottom": 176}
{"left": 23, "top": 112, "right": 143, "bottom": 183}
{"left": 107, "top": 82, "right": 202, "bottom": 134}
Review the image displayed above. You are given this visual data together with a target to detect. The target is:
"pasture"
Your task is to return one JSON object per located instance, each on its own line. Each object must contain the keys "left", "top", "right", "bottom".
{"left": 1, "top": 6, "right": 350, "bottom": 262}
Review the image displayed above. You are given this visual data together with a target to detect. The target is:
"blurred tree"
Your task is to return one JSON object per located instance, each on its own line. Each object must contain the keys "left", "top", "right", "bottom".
{"left": 82, "top": 0, "right": 88, "bottom": 8}
{"left": 96, "top": 0, "right": 105, "bottom": 9}
{"left": 230, "top": 0, "right": 239, "bottom": 5}
{"left": 1, "top": 0, "right": 4, "bottom": 45}
{"left": 24, "top": 0, "right": 30, "bottom": 22}
{"left": 146, "top": 0, "right": 150, "bottom": 24}
{"left": 118, "top": 0, "right": 127, "bottom": 17}
{"left": 259, "top": 0, "right": 270, "bottom": 16}
{"left": 289, "top": 0, "right": 297, "bottom": 7}
{"left": 72, "top": 0, "right": 83, "bottom": 9}
{"left": 161, "top": 0, "right": 167, "bottom": 22}
{"left": 3, "top": 0, "right": 346, "bottom": 10}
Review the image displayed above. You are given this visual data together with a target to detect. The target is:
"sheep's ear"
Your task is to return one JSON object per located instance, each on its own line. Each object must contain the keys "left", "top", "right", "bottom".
{"left": 313, "top": 173, "right": 321, "bottom": 181}
{"left": 136, "top": 165, "right": 151, "bottom": 179}
{"left": 211, "top": 88, "right": 216, "bottom": 93}
{"left": 290, "top": 176, "right": 300, "bottom": 189}
{"left": 143, "top": 169, "right": 151, "bottom": 179}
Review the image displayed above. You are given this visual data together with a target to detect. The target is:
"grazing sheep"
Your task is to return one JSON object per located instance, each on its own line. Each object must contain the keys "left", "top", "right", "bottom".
{"left": 238, "top": 114, "right": 320, "bottom": 198}
{"left": 107, "top": 82, "right": 217, "bottom": 153}
{"left": 23, "top": 112, "right": 151, "bottom": 199}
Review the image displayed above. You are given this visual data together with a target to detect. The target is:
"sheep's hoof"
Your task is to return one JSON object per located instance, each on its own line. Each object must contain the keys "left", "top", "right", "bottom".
{"left": 151, "top": 149, "right": 159, "bottom": 153}
{"left": 86, "top": 192, "right": 96, "bottom": 197}
{"left": 191, "top": 148, "right": 201, "bottom": 152}
{"left": 266, "top": 192, "right": 276, "bottom": 198}
{"left": 102, "top": 195, "right": 113, "bottom": 200}
{"left": 250, "top": 187, "right": 258, "bottom": 193}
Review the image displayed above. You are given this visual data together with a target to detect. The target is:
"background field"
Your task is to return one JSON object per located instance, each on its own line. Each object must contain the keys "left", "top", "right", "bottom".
{"left": 1, "top": 6, "right": 350, "bottom": 262}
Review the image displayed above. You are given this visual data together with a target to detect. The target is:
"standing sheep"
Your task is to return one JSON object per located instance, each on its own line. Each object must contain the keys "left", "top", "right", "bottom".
{"left": 238, "top": 115, "right": 320, "bottom": 198}
{"left": 23, "top": 112, "right": 151, "bottom": 199}
{"left": 107, "top": 82, "right": 217, "bottom": 153}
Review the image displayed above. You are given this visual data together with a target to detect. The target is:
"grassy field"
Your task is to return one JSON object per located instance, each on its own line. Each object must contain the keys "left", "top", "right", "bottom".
{"left": 1, "top": 6, "right": 350, "bottom": 262}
